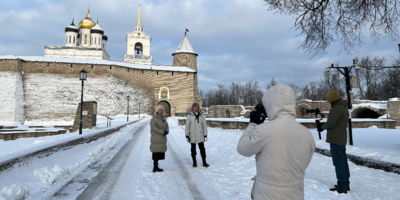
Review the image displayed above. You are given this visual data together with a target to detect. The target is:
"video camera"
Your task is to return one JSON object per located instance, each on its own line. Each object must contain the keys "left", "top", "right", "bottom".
{"left": 306, "top": 108, "right": 324, "bottom": 120}
{"left": 306, "top": 108, "right": 324, "bottom": 140}
{"left": 255, "top": 104, "right": 267, "bottom": 117}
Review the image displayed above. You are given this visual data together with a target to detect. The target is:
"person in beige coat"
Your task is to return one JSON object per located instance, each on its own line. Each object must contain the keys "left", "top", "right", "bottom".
{"left": 185, "top": 102, "right": 209, "bottom": 167}
{"left": 150, "top": 105, "right": 169, "bottom": 172}
{"left": 237, "top": 85, "right": 315, "bottom": 200}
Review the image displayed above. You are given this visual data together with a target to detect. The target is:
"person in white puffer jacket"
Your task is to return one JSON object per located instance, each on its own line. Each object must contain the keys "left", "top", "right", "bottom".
{"left": 185, "top": 102, "right": 209, "bottom": 168}
{"left": 237, "top": 85, "right": 315, "bottom": 200}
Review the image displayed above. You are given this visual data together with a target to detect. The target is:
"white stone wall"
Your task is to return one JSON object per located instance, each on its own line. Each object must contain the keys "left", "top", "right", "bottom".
{"left": 23, "top": 73, "right": 152, "bottom": 124}
{"left": 44, "top": 48, "right": 106, "bottom": 60}
{"left": 0, "top": 71, "right": 25, "bottom": 124}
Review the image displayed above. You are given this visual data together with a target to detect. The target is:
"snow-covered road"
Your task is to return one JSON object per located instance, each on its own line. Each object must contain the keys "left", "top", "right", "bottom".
{"left": 2, "top": 117, "right": 400, "bottom": 200}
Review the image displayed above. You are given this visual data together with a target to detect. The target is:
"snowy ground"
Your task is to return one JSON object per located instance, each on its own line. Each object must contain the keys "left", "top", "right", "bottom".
{"left": 310, "top": 127, "right": 400, "bottom": 165}
{"left": 1, "top": 117, "right": 400, "bottom": 199}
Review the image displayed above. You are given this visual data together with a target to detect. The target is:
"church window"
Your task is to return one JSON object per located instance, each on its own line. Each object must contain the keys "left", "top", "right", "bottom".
{"left": 73, "top": 36, "right": 75, "bottom": 44}
{"left": 142, "top": 70, "right": 144, "bottom": 74}
{"left": 91, "top": 65, "right": 93, "bottom": 69}
{"left": 157, "top": 71, "right": 158, "bottom": 75}
{"left": 69, "top": 36, "right": 71, "bottom": 44}
{"left": 172, "top": 72, "right": 174, "bottom": 76}
{"left": 95, "top": 38, "right": 96, "bottom": 45}
{"left": 84, "top": 34, "right": 87, "bottom": 44}
{"left": 99, "top": 38, "right": 100, "bottom": 45}
{"left": 110, "top": 66, "right": 112, "bottom": 70}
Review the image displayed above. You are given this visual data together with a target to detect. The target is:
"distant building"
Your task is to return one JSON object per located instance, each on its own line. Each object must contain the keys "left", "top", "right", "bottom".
{"left": 44, "top": 7, "right": 109, "bottom": 60}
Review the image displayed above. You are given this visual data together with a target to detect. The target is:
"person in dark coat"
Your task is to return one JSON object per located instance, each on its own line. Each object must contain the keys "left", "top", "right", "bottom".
{"left": 185, "top": 102, "right": 209, "bottom": 167}
{"left": 317, "top": 90, "right": 350, "bottom": 193}
{"left": 150, "top": 105, "right": 169, "bottom": 172}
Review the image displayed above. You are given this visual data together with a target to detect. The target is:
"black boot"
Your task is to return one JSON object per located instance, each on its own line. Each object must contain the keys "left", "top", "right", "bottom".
{"left": 199, "top": 143, "right": 209, "bottom": 168}
{"left": 192, "top": 155, "right": 197, "bottom": 167}
{"left": 153, "top": 159, "right": 163, "bottom": 172}
{"left": 191, "top": 143, "right": 197, "bottom": 167}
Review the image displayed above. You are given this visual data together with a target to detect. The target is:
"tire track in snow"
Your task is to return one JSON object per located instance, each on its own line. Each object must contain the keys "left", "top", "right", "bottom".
{"left": 75, "top": 121, "right": 149, "bottom": 200}
{"left": 168, "top": 141, "right": 205, "bottom": 200}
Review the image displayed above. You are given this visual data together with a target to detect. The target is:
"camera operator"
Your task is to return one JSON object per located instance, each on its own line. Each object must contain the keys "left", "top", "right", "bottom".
{"left": 317, "top": 90, "right": 350, "bottom": 194}
{"left": 237, "top": 85, "right": 315, "bottom": 200}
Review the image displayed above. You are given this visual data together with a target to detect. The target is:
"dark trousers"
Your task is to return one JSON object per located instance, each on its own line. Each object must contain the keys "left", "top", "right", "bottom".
{"left": 191, "top": 142, "right": 206, "bottom": 158}
{"left": 330, "top": 144, "right": 350, "bottom": 189}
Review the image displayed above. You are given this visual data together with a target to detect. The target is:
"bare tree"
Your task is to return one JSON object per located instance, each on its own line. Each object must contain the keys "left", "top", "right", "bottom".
{"left": 356, "top": 56, "right": 385, "bottom": 100}
{"left": 266, "top": 78, "right": 277, "bottom": 90}
{"left": 264, "top": 0, "right": 400, "bottom": 56}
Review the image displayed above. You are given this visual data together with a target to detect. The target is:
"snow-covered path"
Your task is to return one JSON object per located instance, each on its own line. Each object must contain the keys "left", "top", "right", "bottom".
{"left": 2, "top": 117, "right": 400, "bottom": 199}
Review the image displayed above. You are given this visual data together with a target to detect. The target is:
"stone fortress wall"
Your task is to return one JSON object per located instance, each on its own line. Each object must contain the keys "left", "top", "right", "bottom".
{"left": 0, "top": 58, "right": 200, "bottom": 124}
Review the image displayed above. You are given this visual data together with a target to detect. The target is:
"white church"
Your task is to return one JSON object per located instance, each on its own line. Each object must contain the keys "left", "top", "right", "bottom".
{"left": 44, "top": 8, "right": 110, "bottom": 60}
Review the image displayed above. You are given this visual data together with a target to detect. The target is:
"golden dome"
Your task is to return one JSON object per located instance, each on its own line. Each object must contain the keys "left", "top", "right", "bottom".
{"left": 79, "top": 9, "right": 96, "bottom": 29}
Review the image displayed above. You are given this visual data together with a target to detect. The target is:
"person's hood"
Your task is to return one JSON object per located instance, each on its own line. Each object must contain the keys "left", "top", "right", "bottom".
{"left": 332, "top": 99, "right": 348, "bottom": 108}
{"left": 262, "top": 85, "right": 296, "bottom": 121}
{"left": 325, "top": 90, "right": 341, "bottom": 104}
{"left": 154, "top": 105, "right": 166, "bottom": 116}
{"left": 191, "top": 102, "right": 201, "bottom": 112}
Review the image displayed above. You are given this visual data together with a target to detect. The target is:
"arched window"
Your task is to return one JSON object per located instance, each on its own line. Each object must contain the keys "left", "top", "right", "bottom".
{"left": 95, "top": 38, "right": 96, "bottom": 45}
{"left": 98, "top": 37, "right": 100, "bottom": 45}
{"left": 73, "top": 36, "right": 75, "bottom": 44}
{"left": 69, "top": 35, "right": 71, "bottom": 43}
{"left": 84, "top": 34, "right": 87, "bottom": 44}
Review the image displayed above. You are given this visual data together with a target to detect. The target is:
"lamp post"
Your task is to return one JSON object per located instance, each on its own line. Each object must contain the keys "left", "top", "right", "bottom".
{"left": 127, "top": 96, "right": 130, "bottom": 122}
{"left": 79, "top": 69, "right": 87, "bottom": 135}
{"left": 325, "top": 58, "right": 360, "bottom": 145}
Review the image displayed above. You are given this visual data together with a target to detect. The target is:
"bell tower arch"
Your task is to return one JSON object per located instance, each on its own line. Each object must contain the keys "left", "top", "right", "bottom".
{"left": 123, "top": 4, "right": 153, "bottom": 64}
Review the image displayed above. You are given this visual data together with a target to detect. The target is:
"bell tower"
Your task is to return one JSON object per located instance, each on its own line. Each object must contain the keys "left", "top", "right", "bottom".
{"left": 123, "top": 4, "right": 153, "bottom": 65}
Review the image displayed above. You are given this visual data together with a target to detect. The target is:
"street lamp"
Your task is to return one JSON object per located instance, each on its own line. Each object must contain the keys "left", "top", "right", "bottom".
{"left": 79, "top": 69, "right": 87, "bottom": 135}
{"left": 127, "top": 95, "right": 130, "bottom": 122}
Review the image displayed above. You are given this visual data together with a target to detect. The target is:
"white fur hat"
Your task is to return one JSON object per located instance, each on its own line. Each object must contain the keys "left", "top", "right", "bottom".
{"left": 155, "top": 105, "right": 166, "bottom": 116}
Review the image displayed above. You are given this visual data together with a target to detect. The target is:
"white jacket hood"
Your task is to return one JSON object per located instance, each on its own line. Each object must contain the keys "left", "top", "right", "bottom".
{"left": 263, "top": 84, "right": 296, "bottom": 121}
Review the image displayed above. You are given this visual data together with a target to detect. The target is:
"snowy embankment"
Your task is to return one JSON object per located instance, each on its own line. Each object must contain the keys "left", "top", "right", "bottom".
{"left": 0, "top": 115, "right": 147, "bottom": 171}
{"left": 0, "top": 119, "right": 148, "bottom": 200}
{"left": 310, "top": 128, "right": 400, "bottom": 165}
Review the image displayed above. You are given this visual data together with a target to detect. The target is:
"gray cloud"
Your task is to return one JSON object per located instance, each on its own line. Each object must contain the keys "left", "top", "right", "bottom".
{"left": 0, "top": 0, "right": 398, "bottom": 91}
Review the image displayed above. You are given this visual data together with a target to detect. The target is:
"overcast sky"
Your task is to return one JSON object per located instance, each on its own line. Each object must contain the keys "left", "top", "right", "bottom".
{"left": 0, "top": 0, "right": 399, "bottom": 91}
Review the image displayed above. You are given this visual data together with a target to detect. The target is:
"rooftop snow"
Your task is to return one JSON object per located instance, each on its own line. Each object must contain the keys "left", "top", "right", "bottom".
{"left": 352, "top": 103, "right": 388, "bottom": 110}
{"left": 0, "top": 55, "right": 196, "bottom": 72}
{"left": 173, "top": 34, "right": 196, "bottom": 55}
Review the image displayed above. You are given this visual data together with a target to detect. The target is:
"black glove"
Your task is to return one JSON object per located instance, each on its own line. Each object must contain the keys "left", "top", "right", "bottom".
{"left": 316, "top": 120, "right": 323, "bottom": 132}
{"left": 250, "top": 111, "right": 265, "bottom": 125}
{"left": 186, "top": 136, "right": 190, "bottom": 143}
{"left": 204, "top": 135, "right": 208, "bottom": 142}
